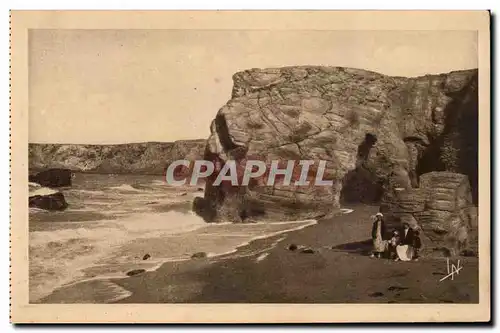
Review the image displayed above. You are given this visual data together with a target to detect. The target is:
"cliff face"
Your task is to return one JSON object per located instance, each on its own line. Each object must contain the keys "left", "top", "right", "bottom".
{"left": 380, "top": 172, "right": 475, "bottom": 256}
{"left": 29, "top": 140, "right": 206, "bottom": 175}
{"left": 197, "top": 66, "right": 478, "bottom": 223}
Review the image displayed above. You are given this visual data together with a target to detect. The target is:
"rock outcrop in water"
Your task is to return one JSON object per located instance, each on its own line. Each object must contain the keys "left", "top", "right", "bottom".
{"left": 29, "top": 140, "right": 205, "bottom": 175}
{"left": 29, "top": 168, "right": 73, "bottom": 187}
{"left": 196, "top": 66, "right": 478, "bottom": 224}
{"left": 29, "top": 184, "right": 68, "bottom": 211}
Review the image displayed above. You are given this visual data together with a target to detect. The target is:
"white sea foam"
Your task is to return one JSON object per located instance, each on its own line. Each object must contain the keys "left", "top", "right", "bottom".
{"left": 101, "top": 210, "right": 129, "bottom": 215}
{"left": 108, "top": 184, "right": 144, "bottom": 192}
{"left": 91, "top": 280, "right": 133, "bottom": 303}
{"left": 150, "top": 180, "right": 167, "bottom": 186}
{"left": 29, "top": 187, "right": 58, "bottom": 197}
{"left": 114, "top": 210, "right": 207, "bottom": 233}
{"left": 29, "top": 210, "right": 207, "bottom": 302}
{"left": 341, "top": 208, "right": 354, "bottom": 214}
{"left": 65, "top": 207, "right": 97, "bottom": 212}
{"left": 29, "top": 174, "right": 319, "bottom": 303}
{"left": 29, "top": 207, "right": 47, "bottom": 214}
{"left": 30, "top": 212, "right": 317, "bottom": 302}
{"left": 68, "top": 189, "right": 106, "bottom": 196}
{"left": 256, "top": 252, "right": 269, "bottom": 263}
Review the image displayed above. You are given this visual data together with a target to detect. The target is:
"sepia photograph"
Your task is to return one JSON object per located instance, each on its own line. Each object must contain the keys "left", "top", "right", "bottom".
{"left": 10, "top": 10, "right": 490, "bottom": 323}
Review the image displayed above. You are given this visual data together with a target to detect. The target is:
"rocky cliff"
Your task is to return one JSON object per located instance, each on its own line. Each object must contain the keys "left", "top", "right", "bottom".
{"left": 381, "top": 171, "right": 476, "bottom": 256}
{"left": 29, "top": 140, "right": 206, "bottom": 175}
{"left": 196, "top": 66, "right": 478, "bottom": 224}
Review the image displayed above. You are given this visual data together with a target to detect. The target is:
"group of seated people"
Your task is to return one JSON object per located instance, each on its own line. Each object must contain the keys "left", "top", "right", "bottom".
{"left": 371, "top": 212, "right": 422, "bottom": 261}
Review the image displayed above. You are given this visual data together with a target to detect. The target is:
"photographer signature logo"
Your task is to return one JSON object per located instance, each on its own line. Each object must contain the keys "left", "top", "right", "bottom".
{"left": 439, "top": 258, "right": 463, "bottom": 282}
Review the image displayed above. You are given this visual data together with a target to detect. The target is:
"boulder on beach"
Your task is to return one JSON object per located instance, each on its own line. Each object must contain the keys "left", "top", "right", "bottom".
{"left": 382, "top": 171, "right": 475, "bottom": 256}
{"left": 126, "top": 269, "right": 146, "bottom": 277}
{"left": 420, "top": 172, "right": 473, "bottom": 211}
{"left": 191, "top": 252, "right": 208, "bottom": 259}
{"left": 29, "top": 187, "right": 68, "bottom": 211}
{"left": 29, "top": 168, "right": 74, "bottom": 188}
{"left": 196, "top": 66, "right": 478, "bottom": 222}
{"left": 381, "top": 188, "right": 426, "bottom": 215}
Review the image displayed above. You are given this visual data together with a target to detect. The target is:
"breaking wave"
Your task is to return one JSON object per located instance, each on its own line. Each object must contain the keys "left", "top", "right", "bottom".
{"left": 29, "top": 174, "right": 318, "bottom": 303}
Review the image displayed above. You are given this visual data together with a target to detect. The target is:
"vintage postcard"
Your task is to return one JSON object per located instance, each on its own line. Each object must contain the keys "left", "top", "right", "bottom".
{"left": 10, "top": 10, "right": 490, "bottom": 323}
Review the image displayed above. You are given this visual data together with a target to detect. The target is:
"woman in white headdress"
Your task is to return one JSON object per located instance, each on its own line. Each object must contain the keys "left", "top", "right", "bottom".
{"left": 370, "top": 212, "right": 387, "bottom": 258}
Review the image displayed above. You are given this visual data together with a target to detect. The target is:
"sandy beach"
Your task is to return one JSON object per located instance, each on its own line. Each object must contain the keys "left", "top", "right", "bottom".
{"left": 41, "top": 204, "right": 478, "bottom": 304}
{"left": 30, "top": 174, "right": 319, "bottom": 303}
{"left": 13, "top": 19, "right": 488, "bottom": 325}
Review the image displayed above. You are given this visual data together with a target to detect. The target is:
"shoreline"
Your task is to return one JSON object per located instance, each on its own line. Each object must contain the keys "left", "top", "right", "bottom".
{"left": 39, "top": 204, "right": 479, "bottom": 304}
{"left": 36, "top": 216, "right": 319, "bottom": 303}
{"left": 113, "top": 204, "right": 478, "bottom": 304}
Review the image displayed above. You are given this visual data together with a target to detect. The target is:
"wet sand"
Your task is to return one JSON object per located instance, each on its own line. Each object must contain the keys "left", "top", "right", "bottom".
{"left": 107, "top": 204, "right": 478, "bottom": 304}
{"left": 40, "top": 204, "right": 478, "bottom": 303}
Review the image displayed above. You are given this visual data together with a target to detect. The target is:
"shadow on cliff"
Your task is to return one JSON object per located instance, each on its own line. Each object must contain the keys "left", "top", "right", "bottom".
{"left": 340, "top": 133, "right": 384, "bottom": 205}
{"left": 416, "top": 75, "right": 478, "bottom": 204}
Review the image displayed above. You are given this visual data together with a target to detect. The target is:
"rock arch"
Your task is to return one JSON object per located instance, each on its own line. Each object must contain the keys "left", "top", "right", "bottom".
{"left": 196, "top": 66, "right": 478, "bottom": 222}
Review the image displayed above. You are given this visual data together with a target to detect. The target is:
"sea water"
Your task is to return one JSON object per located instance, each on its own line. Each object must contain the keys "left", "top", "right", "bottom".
{"left": 29, "top": 173, "right": 316, "bottom": 302}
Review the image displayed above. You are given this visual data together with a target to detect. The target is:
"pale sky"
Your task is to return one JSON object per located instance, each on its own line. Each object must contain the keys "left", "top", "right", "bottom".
{"left": 28, "top": 30, "right": 477, "bottom": 144}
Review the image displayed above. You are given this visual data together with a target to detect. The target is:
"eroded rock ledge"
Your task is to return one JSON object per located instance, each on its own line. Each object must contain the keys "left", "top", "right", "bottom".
{"left": 29, "top": 140, "right": 206, "bottom": 175}
{"left": 196, "top": 66, "right": 478, "bottom": 226}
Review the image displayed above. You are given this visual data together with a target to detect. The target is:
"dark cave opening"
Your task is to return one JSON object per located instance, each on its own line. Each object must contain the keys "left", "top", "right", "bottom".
{"left": 357, "top": 133, "right": 378, "bottom": 162}
{"left": 340, "top": 168, "right": 385, "bottom": 204}
{"left": 340, "top": 133, "right": 384, "bottom": 204}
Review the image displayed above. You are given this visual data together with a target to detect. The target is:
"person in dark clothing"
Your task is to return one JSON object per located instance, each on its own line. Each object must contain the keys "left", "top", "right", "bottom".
{"left": 412, "top": 230, "right": 422, "bottom": 261}
{"left": 399, "top": 222, "right": 415, "bottom": 246}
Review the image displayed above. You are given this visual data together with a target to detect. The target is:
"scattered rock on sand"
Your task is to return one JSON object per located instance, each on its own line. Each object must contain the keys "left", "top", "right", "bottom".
{"left": 142, "top": 254, "right": 151, "bottom": 260}
{"left": 126, "top": 269, "right": 146, "bottom": 277}
{"left": 180, "top": 192, "right": 188, "bottom": 196}
{"left": 387, "top": 286, "right": 409, "bottom": 292}
{"left": 369, "top": 292, "right": 384, "bottom": 297}
{"left": 197, "top": 187, "right": 204, "bottom": 192}
{"left": 191, "top": 252, "right": 207, "bottom": 259}
{"left": 287, "top": 244, "right": 316, "bottom": 253}
{"left": 461, "top": 249, "right": 477, "bottom": 257}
